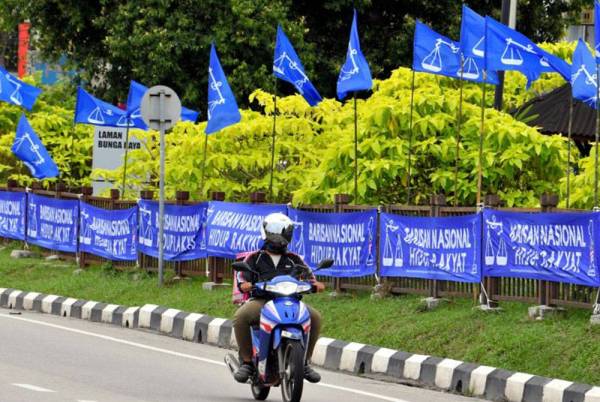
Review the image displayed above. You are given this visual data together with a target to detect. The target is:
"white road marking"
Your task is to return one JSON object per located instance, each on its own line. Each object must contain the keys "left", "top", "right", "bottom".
{"left": 316, "top": 383, "right": 410, "bottom": 402}
{"left": 12, "top": 383, "right": 55, "bottom": 392}
{"left": 1, "top": 313, "right": 407, "bottom": 402}
{"left": 77, "top": 400, "right": 98, "bottom": 402}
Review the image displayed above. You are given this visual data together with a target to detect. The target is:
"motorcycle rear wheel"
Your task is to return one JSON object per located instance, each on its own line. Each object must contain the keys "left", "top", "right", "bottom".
{"left": 251, "top": 384, "right": 270, "bottom": 400}
{"left": 281, "top": 340, "right": 304, "bottom": 402}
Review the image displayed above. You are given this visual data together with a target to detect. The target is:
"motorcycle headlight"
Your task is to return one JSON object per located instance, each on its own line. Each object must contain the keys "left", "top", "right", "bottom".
{"left": 266, "top": 281, "right": 298, "bottom": 295}
{"left": 296, "top": 284, "right": 312, "bottom": 293}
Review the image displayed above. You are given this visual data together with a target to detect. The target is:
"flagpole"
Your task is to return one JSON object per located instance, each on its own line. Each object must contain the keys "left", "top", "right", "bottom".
{"left": 199, "top": 133, "right": 209, "bottom": 199}
{"left": 406, "top": 70, "right": 416, "bottom": 204}
{"left": 269, "top": 82, "right": 277, "bottom": 200}
{"left": 594, "top": 61, "right": 600, "bottom": 209}
{"left": 566, "top": 91, "right": 574, "bottom": 209}
{"left": 121, "top": 121, "right": 131, "bottom": 197}
{"left": 454, "top": 58, "right": 465, "bottom": 207}
{"left": 477, "top": 74, "right": 487, "bottom": 205}
{"left": 353, "top": 93, "right": 358, "bottom": 203}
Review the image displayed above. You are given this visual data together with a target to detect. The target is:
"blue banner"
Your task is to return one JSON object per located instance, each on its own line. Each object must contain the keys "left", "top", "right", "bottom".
{"left": 287, "top": 208, "right": 377, "bottom": 277}
{"left": 206, "top": 43, "right": 241, "bottom": 134}
{"left": 138, "top": 200, "right": 208, "bottom": 261}
{"left": 379, "top": 213, "right": 481, "bottom": 283}
{"left": 273, "top": 25, "right": 322, "bottom": 106}
{"left": 413, "top": 21, "right": 461, "bottom": 79}
{"left": 571, "top": 38, "right": 597, "bottom": 109}
{"left": 0, "top": 191, "right": 26, "bottom": 240}
{"left": 27, "top": 194, "right": 78, "bottom": 253}
{"left": 337, "top": 9, "right": 372, "bottom": 100}
{"left": 483, "top": 209, "right": 600, "bottom": 287}
{"left": 79, "top": 202, "right": 137, "bottom": 261}
{"left": 0, "top": 66, "right": 42, "bottom": 110}
{"left": 205, "top": 201, "right": 287, "bottom": 258}
{"left": 12, "top": 114, "right": 59, "bottom": 179}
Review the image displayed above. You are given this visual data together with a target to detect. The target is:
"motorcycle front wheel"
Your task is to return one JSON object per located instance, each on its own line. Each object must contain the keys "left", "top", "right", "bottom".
{"left": 251, "top": 384, "right": 270, "bottom": 400}
{"left": 281, "top": 340, "right": 304, "bottom": 402}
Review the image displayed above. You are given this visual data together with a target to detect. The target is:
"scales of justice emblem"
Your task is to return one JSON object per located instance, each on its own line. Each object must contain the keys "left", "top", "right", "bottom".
{"left": 339, "top": 42, "right": 359, "bottom": 82}
{"left": 588, "top": 219, "right": 597, "bottom": 277}
{"left": 207, "top": 67, "right": 226, "bottom": 120}
{"left": 421, "top": 38, "right": 460, "bottom": 74}
{"left": 499, "top": 37, "right": 549, "bottom": 68}
{"left": 200, "top": 205, "right": 214, "bottom": 250}
{"left": 458, "top": 36, "right": 486, "bottom": 81}
{"left": 382, "top": 219, "right": 403, "bottom": 268}
{"left": 138, "top": 204, "right": 153, "bottom": 247}
{"left": 12, "top": 130, "right": 46, "bottom": 176}
{"left": 290, "top": 221, "right": 306, "bottom": 261}
{"left": 273, "top": 52, "right": 311, "bottom": 95}
{"left": 365, "top": 216, "right": 375, "bottom": 266}
{"left": 571, "top": 64, "right": 598, "bottom": 106}
{"left": 485, "top": 215, "right": 507, "bottom": 266}
{"left": 87, "top": 106, "right": 114, "bottom": 125}
{"left": 79, "top": 209, "right": 93, "bottom": 245}
{"left": 28, "top": 200, "right": 37, "bottom": 238}
{"left": 2, "top": 71, "right": 24, "bottom": 106}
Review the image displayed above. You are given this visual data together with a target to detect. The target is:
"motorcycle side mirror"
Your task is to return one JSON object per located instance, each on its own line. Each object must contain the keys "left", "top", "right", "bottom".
{"left": 315, "top": 259, "right": 334, "bottom": 270}
{"left": 232, "top": 261, "right": 252, "bottom": 273}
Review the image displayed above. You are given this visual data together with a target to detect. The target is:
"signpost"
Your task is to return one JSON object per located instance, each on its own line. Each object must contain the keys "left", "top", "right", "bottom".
{"left": 140, "top": 85, "right": 181, "bottom": 286}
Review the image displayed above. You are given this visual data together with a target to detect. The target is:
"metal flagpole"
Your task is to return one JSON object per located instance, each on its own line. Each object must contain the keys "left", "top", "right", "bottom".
{"left": 121, "top": 122, "right": 131, "bottom": 197}
{"left": 594, "top": 63, "right": 600, "bottom": 209}
{"left": 454, "top": 58, "right": 465, "bottom": 207}
{"left": 566, "top": 92, "right": 574, "bottom": 209}
{"left": 269, "top": 82, "right": 277, "bottom": 200}
{"left": 477, "top": 74, "right": 487, "bottom": 206}
{"left": 199, "top": 133, "right": 209, "bottom": 199}
{"left": 406, "top": 70, "right": 416, "bottom": 204}
{"left": 354, "top": 93, "right": 358, "bottom": 203}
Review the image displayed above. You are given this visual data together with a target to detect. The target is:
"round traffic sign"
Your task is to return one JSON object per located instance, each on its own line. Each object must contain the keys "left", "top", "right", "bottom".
{"left": 140, "top": 85, "right": 182, "bottom": 131}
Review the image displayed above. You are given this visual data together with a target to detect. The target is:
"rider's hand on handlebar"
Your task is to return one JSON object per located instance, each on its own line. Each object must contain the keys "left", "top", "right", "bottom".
{"left": 240, "top": 282, "right": 254, "bottom": 293}
{"left": 312, "top": 281, "right": 326, "bottom": 293}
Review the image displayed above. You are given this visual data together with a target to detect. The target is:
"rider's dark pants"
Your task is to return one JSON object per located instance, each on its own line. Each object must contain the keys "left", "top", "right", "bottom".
{"left": 233, "top": 299, "right": 322, "bottom": 363}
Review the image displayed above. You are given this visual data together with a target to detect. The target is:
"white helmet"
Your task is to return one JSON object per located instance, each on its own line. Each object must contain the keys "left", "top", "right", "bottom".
{"left": 261, "top": 212, "right": 294, "bottom": 249}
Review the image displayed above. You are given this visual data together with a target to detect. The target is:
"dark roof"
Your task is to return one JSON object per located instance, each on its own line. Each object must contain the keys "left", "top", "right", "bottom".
{"left": 514, "top": 84, "right": 596, "bottom": 142}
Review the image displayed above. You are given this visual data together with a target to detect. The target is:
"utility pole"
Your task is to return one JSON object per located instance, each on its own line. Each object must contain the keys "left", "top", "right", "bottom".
{"left": 494, "top": 0, "right": 517, "bottom": 111}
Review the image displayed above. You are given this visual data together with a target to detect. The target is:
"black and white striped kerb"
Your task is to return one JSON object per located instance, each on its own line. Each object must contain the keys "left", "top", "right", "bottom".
{"left": 2, "top": 287, "right": 599, "bottom": 402}
{"left": 0, "top": 288, "right": 139, "bottom": 327}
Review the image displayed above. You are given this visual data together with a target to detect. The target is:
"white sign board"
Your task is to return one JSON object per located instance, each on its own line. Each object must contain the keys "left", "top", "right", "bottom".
{"left": 91, "top": 126, "right": 143, "bottom": 195}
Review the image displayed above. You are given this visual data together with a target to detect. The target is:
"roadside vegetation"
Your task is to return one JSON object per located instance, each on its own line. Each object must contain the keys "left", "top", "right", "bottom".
{"left": 1, "top": 243, "right": 600, "bottom": 385}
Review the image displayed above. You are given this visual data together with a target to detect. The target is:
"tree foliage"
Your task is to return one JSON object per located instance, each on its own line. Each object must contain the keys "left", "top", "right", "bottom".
{"left": 91, "top": 63, "right": 571, "bottom": 207}
{"left": 1, "top": 0, "right": 587, "bottom": 113}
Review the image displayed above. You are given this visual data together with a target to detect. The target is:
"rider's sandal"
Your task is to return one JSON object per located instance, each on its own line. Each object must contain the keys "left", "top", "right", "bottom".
{"left": 234, "top": 362, "right": 255, "bottom": 383}
{"left": 304, "top": 365, "right": 321, "bottom": 383}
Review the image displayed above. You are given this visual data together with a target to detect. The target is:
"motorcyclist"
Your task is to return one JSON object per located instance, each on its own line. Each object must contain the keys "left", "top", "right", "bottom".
{"left": 233, "top": 212, "right": 325, "bottom": 384}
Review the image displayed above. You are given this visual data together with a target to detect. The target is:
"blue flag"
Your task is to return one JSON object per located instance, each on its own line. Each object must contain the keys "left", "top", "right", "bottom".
{"left": 337, "top": 9, "right": 372, "bottom": 100}
{"left": 273, "top": 25, "right": 322, "bottom": 106}
{"left": 484, "top": 16, "right": 568, "bottom": 86}
{"left": 182, "top": 106, "right": 199, "bottom": 123}
{"left": 74, "top": 87, "right": 127, "bottom": 127}
{"left": 125, "top": 80, "right": 200, "bottom": 130}
{"left": 571, "top": 39, "right": 598, "bottom": 109}
{"left": 596, "top": 0, "right": 600, "bottom": 63}
{"left": 12, "top": 114, "right": 59, "bottom": 179}
{"left": 0, "top": 67, "right": 42, "bottom": 110}
{"left": 206, "top": 44, "right": 241, "bottom": 134}
{"left": 413, "top": 21, "right": 461, "bottom": 78}
{"left": 459, "top": 5, "right": 499, "bottom": 85}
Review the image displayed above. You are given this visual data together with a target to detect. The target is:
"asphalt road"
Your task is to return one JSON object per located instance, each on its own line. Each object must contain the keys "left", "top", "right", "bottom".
{"left": 0, "top": 309, "right": 486, "bottom": 402}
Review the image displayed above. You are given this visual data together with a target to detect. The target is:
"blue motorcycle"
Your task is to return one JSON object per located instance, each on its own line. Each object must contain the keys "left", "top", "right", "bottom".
{"left": 225, "top": 258, "right": 333, "bottom": 402}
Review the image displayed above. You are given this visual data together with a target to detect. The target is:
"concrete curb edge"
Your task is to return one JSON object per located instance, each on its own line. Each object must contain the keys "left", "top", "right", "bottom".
{"left": 1, "top": 287, "right": 597, "bottom": 402}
